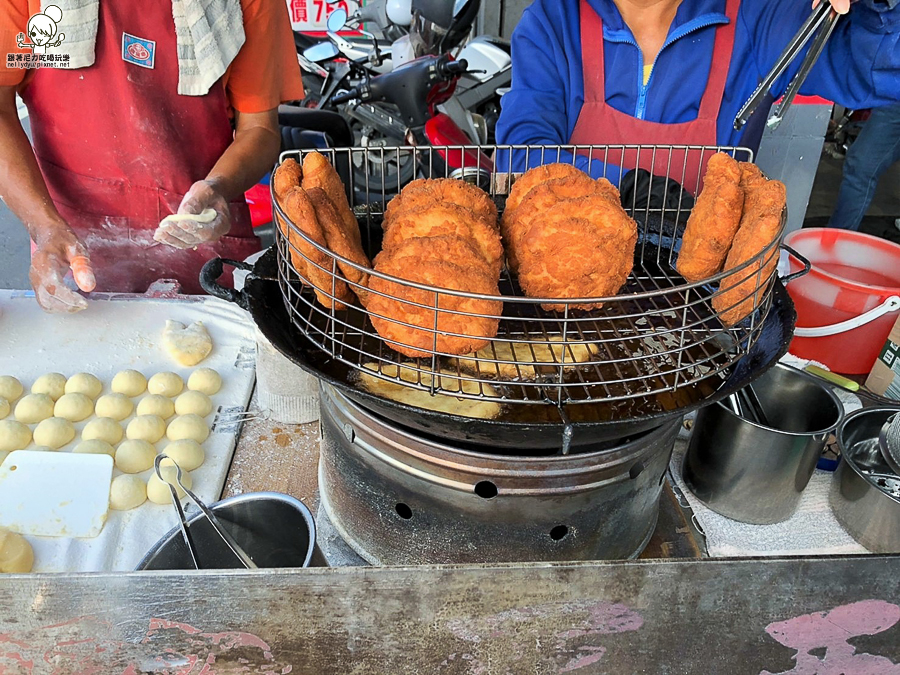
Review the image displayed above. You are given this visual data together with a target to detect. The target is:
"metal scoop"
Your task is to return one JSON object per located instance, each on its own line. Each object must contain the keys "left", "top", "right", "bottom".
{"left": 154, "top": 454, "right": 258, "bottom": 570}
{"left": 878, "top": 413, "right": 900, "bottom": 476}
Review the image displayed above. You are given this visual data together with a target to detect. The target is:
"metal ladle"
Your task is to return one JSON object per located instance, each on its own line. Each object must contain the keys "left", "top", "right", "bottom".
{"left": 154, "top": 454, "right": 258, "bottom": 570}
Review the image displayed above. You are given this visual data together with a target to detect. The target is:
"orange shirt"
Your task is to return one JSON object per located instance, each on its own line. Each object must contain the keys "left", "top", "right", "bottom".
{"left": 0, "top": 0, "right": 303, "bottom": 113}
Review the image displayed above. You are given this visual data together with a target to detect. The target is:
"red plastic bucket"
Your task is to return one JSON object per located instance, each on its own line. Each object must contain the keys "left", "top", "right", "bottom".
{"left": 784, "top": 228, "right": 900, "bottom": 375}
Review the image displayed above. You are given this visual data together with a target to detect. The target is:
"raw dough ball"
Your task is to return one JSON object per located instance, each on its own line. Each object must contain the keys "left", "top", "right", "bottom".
{"left": 0, "top": 526, "right": 34, "bottom": 573}
{"left": 166, "top": 414, "right": 209, "bottom": 443}
{"left": 0, "top": 376, "right": 24, "bottom": 402}
{"left": 73, "top": 439, "right": 115, "bottom": 456}
{"left": 147, "top": 465, "right": 192, "bottom": 504}
{"left": 112, "top": 370, "right": 147, "bottom": 397}
{"left": 0, "top": 398, "right": 8, "bottom": 420}
{"left": 0, "top": 450, "right": 7, "bottom": 465}
{"left": 33, "top": 417, "right": 75, "bottom": 450}
{"left": 31, "top": 373, "right": 66, "bottom": 400}
{"left": 15, "top": 393, "right": 55, "bottom": 424}
{"left": 54, "top": 393, "right": 94, "bottom": 422}
{"left": 148, "top": 372, "right": 184, "bottom": 398}
{"left": 161, "top": 439, "right": 206, "bottom": 472}
{"left": 174, "top": 390, "right": 212, "bottom": 417}
{"left": 95, "top": 393, "right": 134, "bottom": 421}
{"left": 188, "top": 368, "right": 222, "bottom": 395}
{"left": 163, "top": 320, "right": 213, "bottom": 366}
{"left": 65, "top": 373, "right": 103, "bottom": 399}
{"left": 137, "top": 394, "right": 175, "bottom": 419}
{"left": 82, "top": 417, "right": 124, "bottom": 445}
{"left": 109, "top": 474, "right": 147, "bottom": 510}
{"left": 115, "top": 439, "right": 157, "bottom": 473}
{"left": 125, "top": 415, "right": 166, "bottom": 443}
{"left": 0, "top": 421, "right": 31, "bottom": 452}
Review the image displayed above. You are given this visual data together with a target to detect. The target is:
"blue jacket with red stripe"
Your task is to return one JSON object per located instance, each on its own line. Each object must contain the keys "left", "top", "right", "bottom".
{"left": 495, "top": 0, "right": 900, "bottom": 163}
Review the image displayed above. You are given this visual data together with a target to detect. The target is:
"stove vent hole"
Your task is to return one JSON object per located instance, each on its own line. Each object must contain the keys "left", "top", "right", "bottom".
{"left": 474, "top": 481, "right": 498, "bottom": 499}
{"left": 550, "top": 526, "right": 569, "bottom": 541}
{"left": 629, "top": 461, "right": 645, "bottom": 480}
{"left": 395, "top": 503, "right": 413, "bottom": 520}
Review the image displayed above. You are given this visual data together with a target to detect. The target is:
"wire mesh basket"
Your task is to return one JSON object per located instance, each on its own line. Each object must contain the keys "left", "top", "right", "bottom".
{"left": 272, "top": 144, "right": 783, "bottom": 406}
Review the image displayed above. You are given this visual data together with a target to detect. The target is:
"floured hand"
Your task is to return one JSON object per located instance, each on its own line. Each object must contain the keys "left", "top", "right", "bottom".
{"left": 154, "top": 180, "right": 232, "bottom": 249}
{"left": 29, "top": 226, "right": 96, "bottom": 314}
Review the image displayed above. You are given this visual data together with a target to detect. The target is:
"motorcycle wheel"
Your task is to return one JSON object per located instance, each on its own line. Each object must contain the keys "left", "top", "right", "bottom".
{"left": 350, "top": 120, "right": 416, "bottom": 204}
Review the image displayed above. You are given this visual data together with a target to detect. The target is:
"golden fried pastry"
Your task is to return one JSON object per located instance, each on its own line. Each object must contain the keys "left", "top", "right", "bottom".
{"left": 282, "top": 187, "right": 354, "bottom": 310}
{"left": 676, "top": 153, "right": 745, "bottom": 282}
{"left": 383, "top": 203, "right": 503, "bottom": 273}
{"left": 359, "top": 363, "right": 501, "bottom": 419}
{"left": 515, "top": 194, "right": 638, "bottom": 311}
{"left": 384, "top": 178, "right": 498, "bottom": 230}
{"left": 306, "top": 187, "right": 371, "bottom": 305}
{"left": 503, "top": 175, "right": 617, "bottom": 272}
{"left": 739, "top": 162, "right": 767, "bottom": 191}
{"left": 367, "top": 255, "right": 502, "bottom": 358}
{"left": 454, "top": 336, "right": 599, "bottom": 379}
{"left": 374, "top": 234, "right": 499, "bottom": 278}
{"left": 302, "top": 151, "right": 361, "bottom": 250}
{"left": 504, "top": 163, "right": 589, "bottom": 216}
{"left": 273, "top": 159, "right": 306, "bottom": 275}
{"left": 273, "top": 158, "right": 303, "bottom": 199}
{"left": 713, "top": 179, "right": 786, "bottom": 326}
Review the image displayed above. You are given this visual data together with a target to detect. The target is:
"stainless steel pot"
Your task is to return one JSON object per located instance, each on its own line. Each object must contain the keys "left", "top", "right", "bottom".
{"left": 136, "top": 492, "right": 320, "bottom": 570}
{"left": 831, "top": 407, "right": 900, "bottom": 553}
{"left": 318, "top": 383, "right": 682, "bottom": 564}
{"left": 683, "top": 363, "right": 844, "bottom": 524}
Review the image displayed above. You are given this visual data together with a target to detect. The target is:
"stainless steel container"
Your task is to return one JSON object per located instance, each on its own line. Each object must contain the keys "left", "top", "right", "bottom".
{"left": 683, "top": 364, "right": 844, "bottom": 524}
{"left": 318, "top": 383, "right": 682, "bottom": 565}
{"left": 136, "top": 492, "right": 319, "bottom": 570}
{"left": 831, "top": 407, "right": 900, "bottom": 553}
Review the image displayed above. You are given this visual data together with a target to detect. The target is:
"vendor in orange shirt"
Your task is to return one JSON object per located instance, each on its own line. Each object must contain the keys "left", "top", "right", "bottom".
{"left": 0, "top": 0, "right": 304, "bottom": 311}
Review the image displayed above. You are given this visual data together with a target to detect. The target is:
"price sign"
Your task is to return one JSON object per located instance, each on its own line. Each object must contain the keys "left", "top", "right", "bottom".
{"left": 286, "top": 0, "right": 363, "bottom": 34}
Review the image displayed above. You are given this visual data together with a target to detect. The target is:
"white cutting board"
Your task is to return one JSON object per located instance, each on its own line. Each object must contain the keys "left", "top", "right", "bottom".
{"left": 0, "top": 451, "right": 113, "bottom": 538}
{"left": 0, "top": 289, "right": 257, "bottom": 572}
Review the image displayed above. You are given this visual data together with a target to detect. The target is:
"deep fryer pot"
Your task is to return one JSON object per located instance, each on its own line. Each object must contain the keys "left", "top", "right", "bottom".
{"left": 201, "top": 249, "right": 797, "bottom": 451}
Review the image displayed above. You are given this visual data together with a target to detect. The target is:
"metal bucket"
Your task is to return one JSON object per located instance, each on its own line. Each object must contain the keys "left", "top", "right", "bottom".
{"left": 136, "top": 492, "right": 320, "bottom": 570}
{"left": 318, "top": 383, "right": 682, "bottom": 565}
{"left": 682, "top": 364, "right": 844, "bottom": 524}
{"left": 831, "top": 407, "right": 900, "bottom": 553}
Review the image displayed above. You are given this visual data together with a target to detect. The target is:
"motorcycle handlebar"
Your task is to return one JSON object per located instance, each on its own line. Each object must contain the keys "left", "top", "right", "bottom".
{"left": 329, "top": 55, "right": 468, "bottom": 106}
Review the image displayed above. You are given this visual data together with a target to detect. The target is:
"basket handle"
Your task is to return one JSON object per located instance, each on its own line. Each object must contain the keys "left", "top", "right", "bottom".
{"left": 780, "top": 244, "right": 812, "bottom": 284}
{"left": 199, "top": 258, "right": 252, "bottom": 311}
{"left": 794, "top": 295, "right": 900, "bottom": 338}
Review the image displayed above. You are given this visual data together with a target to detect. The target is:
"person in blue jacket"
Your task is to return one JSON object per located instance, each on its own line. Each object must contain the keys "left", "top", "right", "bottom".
{"left": 495, "top": 0, "right": 900, "bottom": 193}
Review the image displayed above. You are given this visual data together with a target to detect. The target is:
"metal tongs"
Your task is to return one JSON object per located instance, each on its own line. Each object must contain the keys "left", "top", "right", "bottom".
{"left": 734, "top": 1, "right": 841, "bottom": 131}
{"left": 154, "top": 454, "right": 258, "bottom": 570}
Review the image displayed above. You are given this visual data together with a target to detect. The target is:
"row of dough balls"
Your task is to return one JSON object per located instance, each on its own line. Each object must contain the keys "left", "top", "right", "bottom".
{"left": 0, "top": 369, "right": 221, "bottom": 443}
{"left": 1, "top": 405, "right": 213, "bottom": 451}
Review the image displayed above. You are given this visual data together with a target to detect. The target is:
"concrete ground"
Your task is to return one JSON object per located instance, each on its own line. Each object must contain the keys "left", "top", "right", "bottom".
{"left": 1, "top": 117, "right": 898, "bottom": 290}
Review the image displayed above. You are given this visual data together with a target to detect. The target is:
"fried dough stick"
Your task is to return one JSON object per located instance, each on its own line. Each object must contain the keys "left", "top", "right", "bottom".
{"left": 676, "top": 153, "right": 745, "bottom": 282}
{"left": 306, "top": 187, "right": 371, "bottom": 305}
{"left": 272, "top": 159, "right": 306, "bottom": 275}
{"left": 713, "top": 179, "right": 786, "bottom": 326}
{"left": 302, "top": 151, "right": 363, "bottom": 251}
{"left": 282, "top": 187, "right": 355, "bottom": 310}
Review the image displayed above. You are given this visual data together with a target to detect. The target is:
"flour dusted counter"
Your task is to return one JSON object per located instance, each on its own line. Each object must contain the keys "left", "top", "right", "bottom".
{"left": 0, "top": 289, "right": 256, "bottom": 572}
